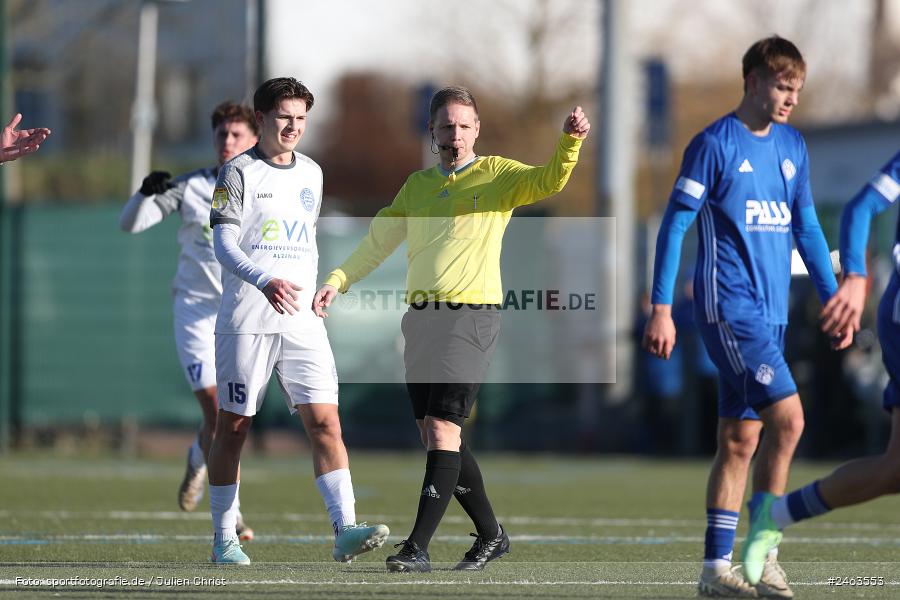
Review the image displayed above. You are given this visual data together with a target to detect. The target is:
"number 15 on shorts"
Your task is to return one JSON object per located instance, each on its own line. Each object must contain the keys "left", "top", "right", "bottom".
{"left": 227, "top": 382, "right": 247, "bottom": 404}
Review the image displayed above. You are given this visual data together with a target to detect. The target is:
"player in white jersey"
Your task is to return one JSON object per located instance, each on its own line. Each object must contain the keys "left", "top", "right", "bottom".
{"left": 205, "top": 77, "right": 389, "bottom": 565}
{"left": 119, "top": 102, "right": 258, "bottom": 539}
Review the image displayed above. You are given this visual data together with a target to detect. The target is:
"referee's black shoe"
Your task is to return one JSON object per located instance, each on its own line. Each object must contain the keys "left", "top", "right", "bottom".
{"left": 385, "top": 539, "right": 431, "bottom": 573}
{"left": 453, "top": 524, "right": 510, "bottom": 571}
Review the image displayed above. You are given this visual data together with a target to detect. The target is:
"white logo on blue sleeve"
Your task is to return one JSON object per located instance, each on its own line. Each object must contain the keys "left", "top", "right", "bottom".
{"left": 675, "top": 176, "right": 705, "bottom": 200}
{"left": 755, "top": 364, "right": 774, "bottom": 386}
{"left": 781, "top": 159, "right": 796, "bottom": 181}
{"left": 870, "top": 172, "right": 899, "bottom": 203}
{"left": 300, "top": 187, "right": 316, "bottom": 212}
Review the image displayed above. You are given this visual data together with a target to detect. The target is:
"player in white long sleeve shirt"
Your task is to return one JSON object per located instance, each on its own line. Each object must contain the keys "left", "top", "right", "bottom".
{"left": 119, "top": 102, "right": 258, "bottom": 539}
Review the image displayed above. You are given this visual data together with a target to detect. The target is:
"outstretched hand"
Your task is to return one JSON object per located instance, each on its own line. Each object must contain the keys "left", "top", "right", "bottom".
{"left": 563, "top": 106, "right": 591, "bottom": 139}
{"left": 0, "top": 113, "right": 51, "bottom": 163}
{"left": 312, "top": 284, "right": 337, "bottom": 318}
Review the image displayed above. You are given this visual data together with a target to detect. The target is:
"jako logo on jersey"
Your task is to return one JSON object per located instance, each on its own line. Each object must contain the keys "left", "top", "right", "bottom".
{"left": 438, "top": 189, "right": 450, "bottom": 198}
{"left": 755, "top": 364, "right": 775, "bottom": 386}
{"left": 300, "top": 187, "right": 315, "bottom": 212}
{"left": 745, "top": 200, "right": 791, "bottom": 232}
{"left": 261, "top": 219, "right": 310, "bottom": 243}
{"left": 257, "top": 192, "right": 273, "bottom": 198}
{"left": 781, "top": 159, "right": 797, "bottom": 181}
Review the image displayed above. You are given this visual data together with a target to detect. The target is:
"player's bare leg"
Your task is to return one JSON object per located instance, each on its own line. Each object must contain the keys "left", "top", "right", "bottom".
{"left": 817, "top": 408, "right": 900, "bottom": 506}
{"left": 207, "top": 410, "right": 252, "bottom": 564}
{"left": 699, "top": 418, "right": 761, "bottom": 597}
{"left": 298, "top": 403, "right": 349, "bottom": 476}
{"left": 708, "top": 419, "right": 762, "bottom": 511}
{"left": 179, "top": 386, "right": 218, "bottom": 512}
{"left": 743, "top": 395, "right": 804, "bottom": 588}
{"left": 195, "top": 387, "right": 218, "bottom": 459}
{"left": 297, "top": 403, "right": 388, "bottom": 562}
{"left": 752, "top": 395, "right": 804, "bottom": 495}
{"left": 207, "top": 410, "right": 250, "bottom": 486}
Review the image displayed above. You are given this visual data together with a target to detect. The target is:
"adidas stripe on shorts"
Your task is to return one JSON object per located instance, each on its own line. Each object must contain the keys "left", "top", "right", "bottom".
{"left": 696, "top": 315, "right": 797, "bottom": 420}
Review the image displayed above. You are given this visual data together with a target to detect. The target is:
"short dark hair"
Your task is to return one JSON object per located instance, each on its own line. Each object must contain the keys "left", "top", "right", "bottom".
{"left": 742, "top": 35, "right": 806, "bottom": 83}
{"left": 253, "top": 77, "right": 315, "bottom": 114}
{"left": 429, "top": 86, "right": 478, "bottom": 121}
{"left": 210, "top": 101, "right": 259, "bottom": 135}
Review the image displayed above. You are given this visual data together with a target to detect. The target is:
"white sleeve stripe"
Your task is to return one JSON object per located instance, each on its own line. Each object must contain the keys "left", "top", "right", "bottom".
{"left": 870, "top": 172, "right": 899, "bottom": 203}
{"left": 675, "top": 176, "right": 706, "bottom": 200}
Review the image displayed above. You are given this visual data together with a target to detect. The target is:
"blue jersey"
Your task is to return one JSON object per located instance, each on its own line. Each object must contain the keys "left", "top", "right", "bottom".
{"left": 670, "top": 113, "right": 815, "bottom": 325}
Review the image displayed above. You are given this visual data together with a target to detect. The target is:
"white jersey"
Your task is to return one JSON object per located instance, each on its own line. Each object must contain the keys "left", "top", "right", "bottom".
{"left": 152, "top": 167, "right": 222, "bottom": 299}
{"left": 210, "top": 147, "right": 323, "bottom": 334}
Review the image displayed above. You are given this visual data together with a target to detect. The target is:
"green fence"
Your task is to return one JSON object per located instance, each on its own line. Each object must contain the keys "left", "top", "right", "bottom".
{"left": 13, "top": 204, "right": 192, "bottom": 426}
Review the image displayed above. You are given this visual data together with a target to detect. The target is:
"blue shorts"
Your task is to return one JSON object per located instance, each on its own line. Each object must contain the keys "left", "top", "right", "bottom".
{"left": 878, "top": 273, "right": 900, "bottom": 411}
{"left": 696, "top": 317, "right": 797, "bottom": 420}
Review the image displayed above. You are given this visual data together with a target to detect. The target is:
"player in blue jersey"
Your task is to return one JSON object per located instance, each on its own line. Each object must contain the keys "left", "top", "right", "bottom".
{"left": 742, "top": 150, "right": 900, "bottom": 585}
{"left": 642, "top": 36, "right": 852, "bottom": 598}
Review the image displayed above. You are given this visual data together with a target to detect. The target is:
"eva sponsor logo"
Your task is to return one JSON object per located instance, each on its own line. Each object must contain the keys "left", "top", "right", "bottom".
{"left": 745, "top": 200, "right": 790, "bottom": 233}
{"left": 260, "top": 219, "right": 311, "bottom": 243}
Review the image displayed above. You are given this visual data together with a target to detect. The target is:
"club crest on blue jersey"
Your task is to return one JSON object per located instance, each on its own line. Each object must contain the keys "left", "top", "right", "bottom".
{"left": 300, "top": 187, "right": 315, "bottom": 212}
{"left": 755, "top": 364, "right": 775, "bottom": 386}
{"left": 781, "top": 159, "right": 796, "bottom": 181}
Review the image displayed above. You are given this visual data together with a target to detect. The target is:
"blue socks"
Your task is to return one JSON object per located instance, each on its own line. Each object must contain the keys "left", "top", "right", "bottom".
{"left": 704, "top": 508, "right": 739, "bottom": 566}
{"left": 772, "top": 481, "right": 831, "bottom": 528}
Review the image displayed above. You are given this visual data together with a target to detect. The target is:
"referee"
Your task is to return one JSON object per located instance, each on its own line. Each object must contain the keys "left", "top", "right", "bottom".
{"left": 313, "top": 86, "right": 590, "bottom": 573}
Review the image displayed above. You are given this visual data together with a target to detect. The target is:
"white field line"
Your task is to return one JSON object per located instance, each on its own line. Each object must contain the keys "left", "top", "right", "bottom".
{"left": 1, "top": 533, "right": 900, "bottom": 546}
{"left": 0, "top": 578, "right": 898, "bottom": 587}
{"left": 1, "top": 510, "right": 898, "bottom": 533}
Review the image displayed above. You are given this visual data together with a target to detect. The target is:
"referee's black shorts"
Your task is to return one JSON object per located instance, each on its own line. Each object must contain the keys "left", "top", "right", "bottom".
{"left": 401, "top": 302, "right": 501, "bottom": 426}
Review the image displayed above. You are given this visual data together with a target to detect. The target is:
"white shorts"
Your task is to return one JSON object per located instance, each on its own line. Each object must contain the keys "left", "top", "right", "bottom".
{"left": 215, "top": 324, "right": 339, "bottom": 417}
{"left": 173, "top": 293, "right": 218, "bottom": 391}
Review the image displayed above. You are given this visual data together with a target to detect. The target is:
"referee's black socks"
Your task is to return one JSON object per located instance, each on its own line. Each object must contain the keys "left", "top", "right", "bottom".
{"left": 455, "top": 443, "right": 500, "bottom": 538}
{"left": 408, "top": 449, "right": 461, "bottom": 550}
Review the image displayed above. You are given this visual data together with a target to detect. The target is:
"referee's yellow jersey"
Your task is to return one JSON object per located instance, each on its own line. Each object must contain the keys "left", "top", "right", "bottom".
{"left": 323, "top": 133, "right": 583, "bottom": 304}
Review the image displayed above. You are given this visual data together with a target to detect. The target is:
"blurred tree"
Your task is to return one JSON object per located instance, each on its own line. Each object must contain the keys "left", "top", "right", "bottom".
{"left": 440, "top": 0, "right": 598, "bottom": 216}
{"left": 317, "top": 73, "right": 422, "bottom": 216}
{"left": 869, "top": 0, "right": 900, "bottom": 118}
{"left": 8, "top": 0, "right": 250, "bottom": 203}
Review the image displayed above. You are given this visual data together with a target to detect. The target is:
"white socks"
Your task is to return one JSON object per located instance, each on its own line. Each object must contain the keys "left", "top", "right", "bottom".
{"left": 210, "top": 482, "right": 240, "bottom": 542}
{"left": 315, "top": 468, "right": 356, "bottom": 534}
{"left": 189, "top": 436, "right": 205, "bottom": 470}
{"left": 211, "top": 470, "right": 354, "bottom": 542}
{"left": 703, "top": 558, "right": 732, "bottom": 571}
{"left": 771, "top": 496, "right": 795, "bottom": 529}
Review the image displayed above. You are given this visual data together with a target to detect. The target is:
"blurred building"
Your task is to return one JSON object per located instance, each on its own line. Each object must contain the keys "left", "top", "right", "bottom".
{"left": 10, "top": 0, "right": 256, "bottom": 163}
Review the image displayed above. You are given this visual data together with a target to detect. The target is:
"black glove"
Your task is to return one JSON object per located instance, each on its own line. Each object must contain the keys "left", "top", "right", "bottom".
{"left": 139, "top": 171, "right": 175, "bottom": 196}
